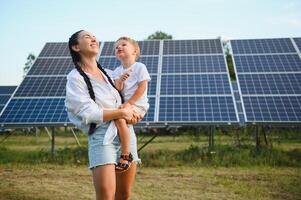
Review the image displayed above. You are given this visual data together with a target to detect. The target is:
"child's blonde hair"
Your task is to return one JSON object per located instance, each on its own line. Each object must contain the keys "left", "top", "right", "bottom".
{"left": 115, "top": 36, "right": 140, "bottom": 60}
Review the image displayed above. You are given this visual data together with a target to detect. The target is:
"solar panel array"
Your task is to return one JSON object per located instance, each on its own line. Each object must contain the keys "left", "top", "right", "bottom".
{"left": 0, "top": 86, "right": 16, "bottom": 113}
{"left": 231, "top": 38, "right": 301, "bottom": 123}
{"left": 2, "top": 36, "right": 300, "bottom": 127}
{"left": 0, "top": 43, "right": 70, "bottom": 126}
{"left": 99, "top": 39, "right": 238, "bottom": 124}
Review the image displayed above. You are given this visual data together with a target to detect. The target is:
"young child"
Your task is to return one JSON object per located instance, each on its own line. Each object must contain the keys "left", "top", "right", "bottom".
{"left": 112, "top": 37, "right": 151, "bottom": 172}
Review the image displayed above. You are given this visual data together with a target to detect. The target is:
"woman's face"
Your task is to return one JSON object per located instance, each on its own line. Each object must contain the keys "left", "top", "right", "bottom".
{"left": 74, "top": 31, "right": 99, "bottom": 56}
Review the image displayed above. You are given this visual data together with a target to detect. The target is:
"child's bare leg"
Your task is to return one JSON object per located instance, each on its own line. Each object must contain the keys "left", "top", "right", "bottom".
{"left": 114, "top": 118, "right": 130, "bottom": 156}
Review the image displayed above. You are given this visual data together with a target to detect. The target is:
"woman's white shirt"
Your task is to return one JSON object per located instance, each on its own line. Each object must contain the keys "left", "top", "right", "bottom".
{"left": 65, "top": 68, "right": 121, "bottom": 133}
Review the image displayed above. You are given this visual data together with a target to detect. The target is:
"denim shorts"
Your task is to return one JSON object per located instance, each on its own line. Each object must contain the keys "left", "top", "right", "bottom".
{"left": 88, "top": 122, "right": 141, "bottom": 169}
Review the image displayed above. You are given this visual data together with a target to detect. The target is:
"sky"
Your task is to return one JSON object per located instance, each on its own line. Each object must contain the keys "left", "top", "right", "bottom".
{"left": 0, "top": 0, "right": 300, "bottom": 86}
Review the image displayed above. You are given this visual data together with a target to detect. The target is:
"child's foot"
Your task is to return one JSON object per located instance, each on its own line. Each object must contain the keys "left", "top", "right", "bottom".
{"left": 115, "top": 153, "right": 133, "bottom": 173}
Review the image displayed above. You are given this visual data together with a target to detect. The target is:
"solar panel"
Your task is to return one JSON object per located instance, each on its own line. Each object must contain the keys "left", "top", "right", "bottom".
{"left": 162, "top": 55, "right": 227, "bottom": 73}
{"left": 39, "top": 43, "right": 70, "bottom": 57}
{"left": 14, "top": 77, "right": 66, "bottom": 97}
{"left": 141, "top": 97, "right": 155, "bottom": 122}
{"left": 163, "top": 39, "right": 223, "bottom": 54}
{"left": 231, "top": 38, "right": 295, "bottom": 54}
{"left": 0, "top": 98, "right": 68, "bottom": 123}
{"left": 27, "top": 58, "right": 74, "bottom": 75}
{"left": 0, "top": 86, "right": 16, "bottom": 114}
{"left": 233, "top": 54, "right": 301, "bottom": 73}
{"left": 160, "top": 74, "right": 231, "bottom": 95}
{"left": 293, "top": 38, "right": 301, "bottom": 52}
{"left": 238, "top": 74, "right": 301, "bottom": 95}
{"left": 159, "top": 39, "right": 238, "bottom": 124}
{"left": 159, "top": 96, "right": 236, "bottom": 122}
{"left": 243, "top": 96, "right": 301, "bottom": 122}
{"left": 1, "top": 38, "right": 240, "bottom": 127}
{"left": 0, "top": 43, "right": 71, "bottom": 126}
{"left": 231, "top": 38, "right": 301, "bottom": 123}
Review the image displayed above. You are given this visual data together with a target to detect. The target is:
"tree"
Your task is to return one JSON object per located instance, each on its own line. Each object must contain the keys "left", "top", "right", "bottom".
{"left": 24, "top": 53, "right": 36, "bottom": 77}
{"left": 147, "top": 31, "right": 173, "bottom": 40}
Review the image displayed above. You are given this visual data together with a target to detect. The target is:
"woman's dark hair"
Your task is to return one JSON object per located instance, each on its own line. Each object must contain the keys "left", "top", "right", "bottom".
{"left": 68, "top": 30, "right": 124, "bottom": 134}
{"left": 68, "top": 30, "right": 84, "bottom": 65}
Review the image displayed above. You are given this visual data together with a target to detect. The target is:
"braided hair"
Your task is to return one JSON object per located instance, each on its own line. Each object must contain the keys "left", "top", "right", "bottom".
{"left": 68, "top": 30, "right": 124, "bottom": 134}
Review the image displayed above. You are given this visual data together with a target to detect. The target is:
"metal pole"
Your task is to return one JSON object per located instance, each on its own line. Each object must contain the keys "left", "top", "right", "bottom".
{"left": 209, "top": 126, "right": 215, "bottom": 151}
{"left": 255, "top": 126, "right": 260, "bottom": 151}
{"left": 51, "top": 127, "right": 55, "bottom": 157}
{"left": 138, "top": 135, "right": 158, "bottom": 152}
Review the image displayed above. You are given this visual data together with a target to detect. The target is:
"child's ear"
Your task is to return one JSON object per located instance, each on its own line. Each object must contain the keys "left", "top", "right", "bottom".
{"left": 71, "top": 45, "right": 80, "bottom": 52}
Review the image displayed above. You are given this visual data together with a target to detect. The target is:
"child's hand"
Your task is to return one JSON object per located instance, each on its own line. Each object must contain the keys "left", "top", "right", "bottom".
{"left": 120, "top": 69, "right": 132, "bottom": 82}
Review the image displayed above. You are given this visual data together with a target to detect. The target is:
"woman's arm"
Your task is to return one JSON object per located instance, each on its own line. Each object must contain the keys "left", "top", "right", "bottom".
{"left": 103, "top": 106, "right": 135, "bottom": 122}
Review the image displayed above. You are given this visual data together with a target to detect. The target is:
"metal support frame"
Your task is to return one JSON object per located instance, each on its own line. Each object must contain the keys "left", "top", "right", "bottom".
{"left": 255, "top": 125, "right": 260, "bottom": 150}
{"left": 44, "top": 127, "right": 52, "bottom": 139}
{"left": 51, "top": 127, "right": 55, "bottom": 157}
{"left": 208, "top": 126, "right": 215, "bottom": 151}
{"left": 70, "top": 127, "right": 81, "bottom": 147}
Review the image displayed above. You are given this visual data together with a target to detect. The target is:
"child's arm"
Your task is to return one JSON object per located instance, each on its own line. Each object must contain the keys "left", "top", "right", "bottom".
{"left": 126, "top": 80, "right": 148, "bottom": 106}
{"left": 114, "top": 79, "right": 124, "bottom": 91}
{"left": 114, "top": 71, "right": 131, "bottom": 91}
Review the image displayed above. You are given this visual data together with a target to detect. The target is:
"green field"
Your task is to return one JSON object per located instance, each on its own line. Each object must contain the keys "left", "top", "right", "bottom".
{"left": 0, "top": 128, "right": 301, "bottom": 200}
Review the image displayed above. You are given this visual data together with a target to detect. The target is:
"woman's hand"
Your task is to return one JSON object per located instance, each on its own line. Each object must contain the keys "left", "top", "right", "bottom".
{"left": 126, "top": 112, "right": 142, "bottom": 124}
{"left": 121, "top": 105, "right": 135, "bottom": 121}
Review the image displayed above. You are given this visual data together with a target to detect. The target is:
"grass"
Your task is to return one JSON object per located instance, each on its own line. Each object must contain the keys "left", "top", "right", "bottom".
{"left": 0, "top": 128, "right": 301, "bottom": 199}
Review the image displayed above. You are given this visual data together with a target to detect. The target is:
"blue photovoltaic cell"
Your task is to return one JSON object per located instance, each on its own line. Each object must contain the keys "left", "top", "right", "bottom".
{"left": 14, "top": 77, "right": 66, "bottom": 97}
{"left": 0, "top": 86, "right": 17, "bottom": 113}
{"left": 160, "top": 74, "right": 231, "bottom": 95}
{"left": 0, "top": 96, "right": 11, "bottom": 105}
{"left": 138, "top": 40, "right": 160, "bottom": 55}
{"left": 163, "top": 39, "right": 223, "bottom": 55}
{"left": 159, "top": 96, "right": 237, "bottom": 122}
{"left": 232, "top": 38, "right": 301, "bottom": 124}
{"left": 99, "top": 57, "right": 121, "bottom": 71}
{"left": 141, "top": 97, "right": 155, "bottom": 122}
{"left": 99, "top": 56, "right": 158, "bottom": 74}
{"left": 238, "top": 74, "right": 301, "bottom": 95}
{"left": 0, "top": 98, "right": 68, "bottom": 123}
{"left": 28, "top": 58, "right": 74, "bottom": 75}
{"left": 0, "top": 86, "right": 16, "bottom": 94}
{"left": 231, "top": 38, "right": 296, "bottom": 54}
{"left": 293, "top": 37, "right": 301, "bottom": 52}
{"left": 148, "top": 75, "right": 157, "bottom": 96}
{"left": 100, "top": 41, "right": 160, "bottom": 56}
{"left": 100, "top": 42, "right": 115, "bottom": 56}
{"left": 39, "top": 43, "right": 70, "bottom": 57}
{"left": 233, "top": 54, "right": 301, "bottom": 73}
{"left": 243, "top": 96, "right": 301, "bottom": 122}
{"left": 161, "top": 55, "right": 227, "bottom": 73}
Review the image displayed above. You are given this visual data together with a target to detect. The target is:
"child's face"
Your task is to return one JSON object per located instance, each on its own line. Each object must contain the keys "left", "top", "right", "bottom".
{"left": 115, "top": 40, "right": 137, "bottom": 61}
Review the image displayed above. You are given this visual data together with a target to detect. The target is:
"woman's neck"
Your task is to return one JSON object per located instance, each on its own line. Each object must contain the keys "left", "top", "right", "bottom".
{"left": 80, "top": 56, "right": 98, "bottom": 72}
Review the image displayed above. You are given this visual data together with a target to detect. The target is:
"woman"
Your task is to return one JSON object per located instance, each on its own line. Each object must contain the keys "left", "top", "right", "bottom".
{"left": 65, "top": 30, "right": 141, "bottom": 200}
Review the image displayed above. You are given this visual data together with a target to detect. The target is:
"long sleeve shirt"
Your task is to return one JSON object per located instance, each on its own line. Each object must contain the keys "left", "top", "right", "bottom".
{"left": 65, "top": 68, "right": 121, "bottom": 135}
